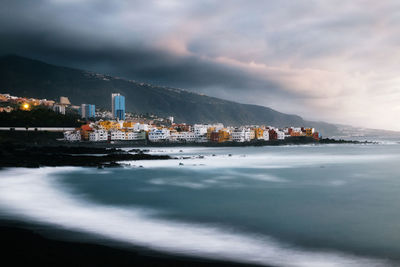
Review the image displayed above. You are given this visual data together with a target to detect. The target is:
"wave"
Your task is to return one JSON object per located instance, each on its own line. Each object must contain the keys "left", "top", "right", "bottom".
{"left": 121, "top": 149, "right": 397, "bottom": 170}
{"left": 0, "top": 168, "right": 391, "bottom": 267}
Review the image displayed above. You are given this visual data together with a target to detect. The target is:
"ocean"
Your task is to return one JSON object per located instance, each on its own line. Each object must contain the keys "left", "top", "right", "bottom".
{"left": 1, "top": 144, "right": 400, "bottom": 266}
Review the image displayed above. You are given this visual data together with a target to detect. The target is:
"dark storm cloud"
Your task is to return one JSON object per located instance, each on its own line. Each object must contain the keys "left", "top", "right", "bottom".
{"left": 1, "top": 0, "right": 400, "bottom": 130}
{"left": 0, "top": 0, "right": 288, "bottom": 97}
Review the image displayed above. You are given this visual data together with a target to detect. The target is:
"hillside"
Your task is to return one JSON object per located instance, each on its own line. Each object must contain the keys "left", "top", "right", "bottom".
{"left": 0, "top": 55, "right": 337, "bottom": 134}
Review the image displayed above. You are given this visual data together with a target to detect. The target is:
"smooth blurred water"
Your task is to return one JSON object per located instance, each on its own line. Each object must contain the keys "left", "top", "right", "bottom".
{"left": 1, "top": 144, "right": 400, "bottom": 266}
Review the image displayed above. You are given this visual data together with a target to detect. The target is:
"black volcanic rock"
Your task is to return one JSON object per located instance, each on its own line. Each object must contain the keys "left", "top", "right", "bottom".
{"left": 0, "top": 144, "right": 172, "bottom": 168}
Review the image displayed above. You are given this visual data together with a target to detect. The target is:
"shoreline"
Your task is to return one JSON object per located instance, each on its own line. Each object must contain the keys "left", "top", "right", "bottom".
{"left": 0, "top": 131, "right": 373, "bottom": 148}
{"left": 0, "top": 145, "right": 173, "bottom": 168}
{"left": 0, "top": 136, "right": 376, "bottom": 168}
{"left": 0, "top": 219, "right": 267, "bottom": 267}
{"left": 59, "top": 137, "right": 374, "bottom": 148}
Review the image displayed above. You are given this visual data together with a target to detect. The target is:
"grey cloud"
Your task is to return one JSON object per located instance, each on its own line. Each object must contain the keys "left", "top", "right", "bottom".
{"left": 1, "top": 0, "right": 400, "bottom": 129}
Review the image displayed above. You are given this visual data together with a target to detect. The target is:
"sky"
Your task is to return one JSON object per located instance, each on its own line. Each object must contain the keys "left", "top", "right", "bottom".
{"left": 1, "top": 0, "right": 400, "bottom": 130}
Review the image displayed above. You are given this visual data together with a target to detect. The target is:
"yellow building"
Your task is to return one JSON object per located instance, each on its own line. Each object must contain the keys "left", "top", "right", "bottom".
{"left": 123, "top": 121, "right": 135, "bottom": 128}
{"left": 218, "top": 129, "right": 231, "bottom": 143}
{"left": 254, "top": 128, "right": 264, "bottom": 139}
{"left": 305, "top": 128, "right": 314, "bottom": 137}
{"left": 99, "top": 121, "right": 121, "bottom": 130}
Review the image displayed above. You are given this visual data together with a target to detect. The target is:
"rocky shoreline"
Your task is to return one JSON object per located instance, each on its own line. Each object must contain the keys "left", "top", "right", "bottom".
{"left": 0, "top": 136, "right": 373, "bottom": 168}
{"left": 0, "top": 144, "right": 172, "bottom": 168}
{"left": 57, "top": 136, "right": 373, "bottom": 149}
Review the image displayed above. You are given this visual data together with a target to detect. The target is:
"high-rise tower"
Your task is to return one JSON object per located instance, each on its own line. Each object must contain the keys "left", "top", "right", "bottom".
{"left": 80, "top": 104, "right": 96, "bottom": 119}
{"left": 111, "top": 93, "right": 125, "bottom": 120}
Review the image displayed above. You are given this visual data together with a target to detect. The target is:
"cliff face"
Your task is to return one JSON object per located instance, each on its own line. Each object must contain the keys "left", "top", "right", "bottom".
{"left": 0, "top": 55, "right": 336, "bottom": 134}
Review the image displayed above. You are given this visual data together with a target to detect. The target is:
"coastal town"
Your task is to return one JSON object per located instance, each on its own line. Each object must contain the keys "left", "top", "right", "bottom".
{"left": 0, "top": 92, "right": 321, "bottom": 143}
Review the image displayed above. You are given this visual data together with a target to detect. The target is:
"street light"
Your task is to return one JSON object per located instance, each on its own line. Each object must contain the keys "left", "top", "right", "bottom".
{"left": 22, "top": 103, "right": 30, "bottom": 110}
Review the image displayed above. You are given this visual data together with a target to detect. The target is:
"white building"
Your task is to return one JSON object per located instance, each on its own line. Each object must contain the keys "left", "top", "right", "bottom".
{"left": 53, "top": 104, "right": 66, "bottom": 115}
{"left": 277, "top": 130, "right": 285, "bottom": 140}
{"left": 231, "top": 128, "right": 252, "bottom": 142}
{"left": 148, "top": 129, "right": 170, "bottom": 142}
{"left": 110, "top": 130, "right": 126, "bottom": 140}
{"left": 291, "top": 127, "right": 302, "bottom": 134}
{"left": 134, "top": 123, "right": 149, "bottom": 132}
{"left": 193, "top": 124, "right": 208, "bottom": 137}
{"left": 169, "top": 131, "right": 197, "bottom": 142}
{"left": 64, "top": 131, "right": 81, "bottom": 142}
{"left": 262, "top": 129, "right": 270, "bottom": 141}
{"left": 126, "top": 131, "right": 146, "bottom": 141}
{"left": 89, "top": 130, "right": 108, "bottom": 142}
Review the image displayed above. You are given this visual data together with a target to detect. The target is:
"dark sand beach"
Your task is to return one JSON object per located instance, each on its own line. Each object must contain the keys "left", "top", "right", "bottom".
{"left": 0, "top": 220, "right": 266, "bottom": 267}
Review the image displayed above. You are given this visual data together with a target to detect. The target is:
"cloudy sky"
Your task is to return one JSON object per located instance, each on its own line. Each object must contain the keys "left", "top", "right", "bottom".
{"left": 1, "top": 0, "right": 400, "bottom": 130}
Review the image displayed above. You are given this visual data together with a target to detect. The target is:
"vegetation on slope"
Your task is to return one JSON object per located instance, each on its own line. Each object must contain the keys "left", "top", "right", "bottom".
{"left": 0, "top": 107, "right": 82, "bottom": 127}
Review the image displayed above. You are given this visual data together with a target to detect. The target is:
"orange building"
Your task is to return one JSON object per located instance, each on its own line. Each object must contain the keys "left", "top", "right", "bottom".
{"left": 123, "top": 121, "right": 135, "bottom": 128}
{"left": 80, "top": 124, "right": 93, "bottom": 140}
{"left": 209, "top": 129, "right": 231, "bottom": 143}
{"left": 290, "top": 131, "right": 303, "bottom": 137}
{"left": 218, "top": 129, "right": 231, "bottom": 142}
{"left": 207, "top": 127, "right": 216, "bottom": 140}
{"left": 254, "top": 128, "right": 264, "bottom": 139}
{"left": 99, "top": 121, "right": 120, "bottom": 130}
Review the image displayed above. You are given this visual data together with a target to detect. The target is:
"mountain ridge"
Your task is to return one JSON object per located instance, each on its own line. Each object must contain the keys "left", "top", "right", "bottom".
{"left": 0, "top": 54, "right": 337, "bottom": 135}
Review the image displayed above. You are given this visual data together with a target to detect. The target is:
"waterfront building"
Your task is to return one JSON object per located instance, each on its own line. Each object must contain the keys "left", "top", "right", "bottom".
{"left": 80, "top": 124, "right": 93, "bottom": 141}
{"left": 64, "top": 131, "right": 81, "bottom": 142}
{"left": 210, "top": 129, "right": 231, "bottom": 143}
{"left": 93, "top": 131, "right": 107, "bottom": 142}
{"left": 210, "top": 131, "right": 219, "bottom": 142}
{"left": 306, "top": 128, "right": 315, "bottom": 137}
{"left": 254, "top": 128, "right": 264, "bottom": 139}
{"left": 269, "top": 129, "right": 278, "bottom": 140}
{"left": 110, "top": 130, "right": 126, "bottom": 140}
{"left": 126, "top": 131, "right": 146, "bottom": 141}
{"left": 231, "top": 128, "right": 252, "bottom": 142}
{"left": 111, "top": 93, "right": 125, "bottom": 120}
{"left": 169, "top": 131, "right": 197, "bottom": 142}
{"left": 193, "top": 124, "right": 208, "bottom": 137}
{"left": 80, "top": 104, "right": 96, "bottom": 119}
{"left": 148, "top": 129, "right": 170, "bottom": 142}
{"left": 89, "top": 130, "right": 108, "bottom": 142}
{"left": 262, "top": 129, "right": 270, "bottom": 141}
{"left": 277, "top": 130, "right": 285, "bottom": 140}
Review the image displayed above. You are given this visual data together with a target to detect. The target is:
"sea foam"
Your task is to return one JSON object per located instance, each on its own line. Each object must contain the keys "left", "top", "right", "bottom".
{"left": 0, "top": 168, "right": 391, "bottom": 267}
